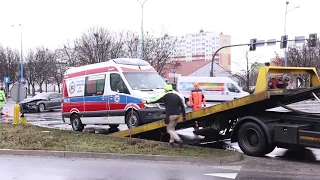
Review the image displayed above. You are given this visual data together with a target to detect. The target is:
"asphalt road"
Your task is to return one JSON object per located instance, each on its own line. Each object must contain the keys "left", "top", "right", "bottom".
{"left": 1, "top": 155, "right": 320, "bottom": 180}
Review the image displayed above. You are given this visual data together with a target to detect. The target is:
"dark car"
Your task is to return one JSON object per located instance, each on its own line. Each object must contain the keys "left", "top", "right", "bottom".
{"left": 20, "top": 92, "right": 62, "bottom": 113}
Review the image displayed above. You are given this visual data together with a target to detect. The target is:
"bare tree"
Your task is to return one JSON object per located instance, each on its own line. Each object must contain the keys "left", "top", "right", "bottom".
{"left": 33, "top": 47, "right": 55, "bottom": 93}
{"left": 74, "top": 26, "right": 118, "bottom": 65}
{"left": 123, "top": 31, "right": 140, "bottom": 58}
{"left": 124, "top": 31, "right": 178, "bottom": 76}
{"left": 57, "top": 40, "right": 80, "bottom": 67}
{"left": 234, "top": 51, "right": 264, "bottom": 92}
{"left": 273, "top": 42, "right": 320, "bottom": 72}
{"left": 50, "top": 50, "right": 67, "bottom": 93}
{"left": 0, "top": 46, "right": 20, "bottom": 84}
{"left": 25, "top": 49, "right": 37, "bottom": 95}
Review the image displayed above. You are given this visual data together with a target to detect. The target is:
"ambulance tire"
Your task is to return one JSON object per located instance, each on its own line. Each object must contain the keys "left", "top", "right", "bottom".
{"left": 125, "top": 110, "right": 141, "bottom": 129}
{"left": 109, "top": 124, "right": 120, "bottom": 129}
{"left": 71, "top": 114, "right": 84, "bottom": 132}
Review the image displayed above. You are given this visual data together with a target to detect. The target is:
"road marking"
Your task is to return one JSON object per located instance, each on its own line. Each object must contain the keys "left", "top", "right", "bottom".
{"left": 211, "top": 166, "right": 242, "bottom": 171}
{"left": 203, "top": 173, "right": 238, "bottom": 179}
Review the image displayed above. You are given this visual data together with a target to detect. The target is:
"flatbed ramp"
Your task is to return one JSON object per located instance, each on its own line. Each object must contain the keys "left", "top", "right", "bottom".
{"left": 111, "top": 67, "right": 320, "bottom": 140}
{"left": 111, "top": 87, "right": 320, "bottom": 138}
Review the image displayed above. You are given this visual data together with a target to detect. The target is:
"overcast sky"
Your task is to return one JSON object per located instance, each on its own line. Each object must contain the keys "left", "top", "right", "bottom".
{"left": 0, "top": 0, "right": 317, "bottom": 72}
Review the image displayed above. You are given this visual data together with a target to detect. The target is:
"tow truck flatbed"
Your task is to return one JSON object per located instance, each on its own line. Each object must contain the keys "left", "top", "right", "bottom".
{"left": 111, "top": 66, "right": 320, "bottom": 157}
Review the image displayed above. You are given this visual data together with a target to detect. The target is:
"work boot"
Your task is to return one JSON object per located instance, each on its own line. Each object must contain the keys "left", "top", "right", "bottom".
{"left": 169, "top": 142, "right": 174, "bottom": 148}
{"left": 177, "top": 139, "right": 184, "bottom": 148}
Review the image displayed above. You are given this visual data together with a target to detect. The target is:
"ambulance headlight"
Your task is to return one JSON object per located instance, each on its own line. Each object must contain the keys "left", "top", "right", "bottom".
{"left": 144, "top": 103, "right": 158, "bottom": 108}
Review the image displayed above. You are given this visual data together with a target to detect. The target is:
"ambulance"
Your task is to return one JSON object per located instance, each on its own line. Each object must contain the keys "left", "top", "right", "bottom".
{"left": 61, "top": 58, "right": 167, "bottom": 131}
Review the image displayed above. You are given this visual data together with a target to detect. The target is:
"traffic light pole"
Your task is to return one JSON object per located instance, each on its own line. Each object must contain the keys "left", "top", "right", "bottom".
{"left": 210, "top": 43, "right": 251, "bottom": 77}
{"left": 210, "top": 37, "right": 315, "bottom": 77}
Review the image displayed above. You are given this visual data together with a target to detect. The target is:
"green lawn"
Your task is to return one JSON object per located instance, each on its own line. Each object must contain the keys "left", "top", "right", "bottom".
{"left": 0, "top": 124, "right": 233, "bottom": 157}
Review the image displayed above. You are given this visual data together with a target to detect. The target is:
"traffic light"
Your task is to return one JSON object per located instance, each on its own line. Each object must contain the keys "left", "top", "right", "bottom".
{"left": 249, "top": 38, "right": 257, "bottom": 51}
{"left": 280, "top": 35, "right": 288, "bottom": 49}
{"left": 308, "top": 33, "right": 317, "bottom": 47}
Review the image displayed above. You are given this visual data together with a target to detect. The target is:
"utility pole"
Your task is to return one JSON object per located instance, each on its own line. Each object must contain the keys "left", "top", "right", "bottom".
{"left": 284, "top": 1, "right": 300, "bottom": 66}
{"left": 136, "top": 0, "right": 148, "bottom": 60}
{"left": 246, "top": 51, "right": 250, "bottom": 92}
{"left": 94, "top": 33, "right": 99, "bottom": 62}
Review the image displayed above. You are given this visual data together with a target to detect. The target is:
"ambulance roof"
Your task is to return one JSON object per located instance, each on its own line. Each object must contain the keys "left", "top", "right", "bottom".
{"left": 65, "top": 58, "right": 151, "bottom": 75}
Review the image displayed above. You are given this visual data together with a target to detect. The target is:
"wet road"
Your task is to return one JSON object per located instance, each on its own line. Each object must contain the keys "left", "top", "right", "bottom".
{"left": 1, "top": 154, "right": 320, "bottom": 180}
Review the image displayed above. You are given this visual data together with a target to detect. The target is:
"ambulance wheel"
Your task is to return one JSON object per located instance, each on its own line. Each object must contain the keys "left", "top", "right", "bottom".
{"left": 238, "top": 122, "right": 267, "bottom": 157}
{"left": 126, "top": 110, "right": 141, "bottom": 129}
{"left": 71, "top": 114, "right": 84, "bottom": 132}
{"left": 109, "top": 124, "right": 120, "bottom": 129}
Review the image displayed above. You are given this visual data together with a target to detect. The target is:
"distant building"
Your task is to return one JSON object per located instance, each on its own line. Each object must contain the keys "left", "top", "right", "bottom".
{"left": 164, "top": 60, "right": 238, "bottom": 84}
{"left": 170, "top": 29, "right": 231, "bottom": 71}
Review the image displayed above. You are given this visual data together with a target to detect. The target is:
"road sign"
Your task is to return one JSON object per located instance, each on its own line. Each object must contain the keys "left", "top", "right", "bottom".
{"left": 295, "top": 36, "right": 305, "bottom": 44}
{"left": 10, "top": 83, "right": 27, "bottom": 103}
{"left": 4, "top": 77, "right": 10, "bottom": 84}
{"left": 256, "top": 40, "right": 265, "bottom": 47}
{"left": 266, "top": 39, "right": 277, "bottom": 46}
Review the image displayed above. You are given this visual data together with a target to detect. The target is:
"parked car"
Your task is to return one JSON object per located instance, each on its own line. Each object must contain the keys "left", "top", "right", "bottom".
{"left": 20, "top": 92, "right": 62, "bottom": 113}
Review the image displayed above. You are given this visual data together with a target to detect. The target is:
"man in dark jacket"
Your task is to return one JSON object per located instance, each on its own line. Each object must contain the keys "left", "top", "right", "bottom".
{"left": 144, "top": 84, "right": 187, "bottom": 146}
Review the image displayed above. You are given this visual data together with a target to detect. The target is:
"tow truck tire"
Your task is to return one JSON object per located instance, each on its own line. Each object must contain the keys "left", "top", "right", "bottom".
{"left": 125, "top": 110, "right": 141, "bottom": 129}
{"left": 238, "top": 122, "right": 267, "bottom": 157}
{"left": 71, "top": 114, "right": 84, "bottom": 132}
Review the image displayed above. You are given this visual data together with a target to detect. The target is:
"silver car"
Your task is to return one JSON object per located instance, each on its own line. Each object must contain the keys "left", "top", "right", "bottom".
{"left": 20, "top": 92, "right": 62, "bottom": 113}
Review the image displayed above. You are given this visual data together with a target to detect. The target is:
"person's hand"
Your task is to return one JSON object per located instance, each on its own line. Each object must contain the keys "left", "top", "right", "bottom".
{"left": 141, "top": 99, "right": 147, "bottom": 104}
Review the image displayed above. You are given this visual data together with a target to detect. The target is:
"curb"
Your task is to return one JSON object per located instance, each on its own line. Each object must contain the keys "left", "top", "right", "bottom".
{"left": 0, "top": 149, "right": 243, "bottom": 165}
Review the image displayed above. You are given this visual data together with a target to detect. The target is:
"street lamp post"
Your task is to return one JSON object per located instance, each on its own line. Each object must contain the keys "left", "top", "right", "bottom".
{"left": 136, "top": 0, "right": 148, "bottom": 60}
{"left": 284, "top": 2, "right": 299, "bottom": 66}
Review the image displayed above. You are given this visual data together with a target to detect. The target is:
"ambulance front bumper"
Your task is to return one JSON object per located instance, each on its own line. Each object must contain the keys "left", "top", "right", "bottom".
{"left": 137, "top": 108, "right": 166, "bottom": 124}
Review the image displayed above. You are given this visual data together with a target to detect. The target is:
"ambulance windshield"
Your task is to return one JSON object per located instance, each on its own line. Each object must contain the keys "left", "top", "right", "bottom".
{"left": 123, "top": 72, "right": 167, "bottom": 90}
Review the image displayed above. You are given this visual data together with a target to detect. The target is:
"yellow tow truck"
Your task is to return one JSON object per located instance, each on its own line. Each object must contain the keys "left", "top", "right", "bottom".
{"left": 111, "top": 66, "right": 320, "bottom": 157}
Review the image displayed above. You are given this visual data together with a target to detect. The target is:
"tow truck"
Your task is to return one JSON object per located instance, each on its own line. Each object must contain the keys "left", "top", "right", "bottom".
{"left": 111, "top": 66, "right": 320, "bottom": 157}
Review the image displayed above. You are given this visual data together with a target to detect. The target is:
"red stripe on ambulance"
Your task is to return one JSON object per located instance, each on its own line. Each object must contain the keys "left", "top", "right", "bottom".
{"left": 64, "top": 66, "right": 119, "bottom": 79}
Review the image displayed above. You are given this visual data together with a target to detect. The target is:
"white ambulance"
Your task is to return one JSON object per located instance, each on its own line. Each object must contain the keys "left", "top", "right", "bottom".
{"left": 62, "top": 58, "right": 167, "bottom": 131}
{"left": 176, "top": 76, "right": 249, "bottom": 102}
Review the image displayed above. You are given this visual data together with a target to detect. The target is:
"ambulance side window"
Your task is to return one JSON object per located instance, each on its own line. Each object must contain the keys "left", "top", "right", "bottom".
{"left": 85, "top": 74, "right": 106, "bottom": 96}
{"left": 110, "top": 73, "right": 129, "bottom": 94}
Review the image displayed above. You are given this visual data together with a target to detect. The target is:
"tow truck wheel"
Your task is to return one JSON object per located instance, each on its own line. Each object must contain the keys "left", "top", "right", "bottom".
{"left": 71, "top": 114, "right": 84, "bottom": 132}
{"left": 238, "top": 122, "right": 267, "bottom": 157}
{"left": 125, "top": 110, "right": 141, "bottom": 129}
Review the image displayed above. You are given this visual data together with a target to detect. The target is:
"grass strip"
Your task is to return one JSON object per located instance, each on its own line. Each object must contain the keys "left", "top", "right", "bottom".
{"left": 0, "top": 124, "right": 233, "bottom": 158}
